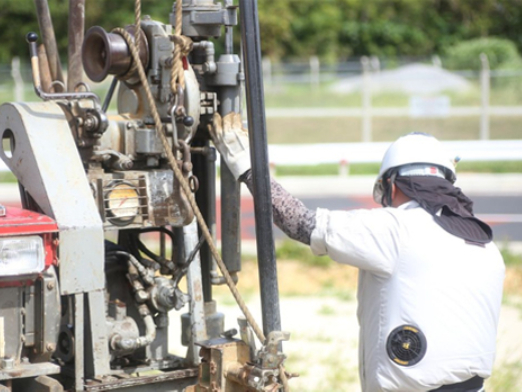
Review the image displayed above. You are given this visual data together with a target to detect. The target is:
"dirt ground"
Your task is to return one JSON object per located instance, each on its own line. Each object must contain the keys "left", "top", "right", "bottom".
{"left": 170, "top": 260, "right": 522, "bottom": 391}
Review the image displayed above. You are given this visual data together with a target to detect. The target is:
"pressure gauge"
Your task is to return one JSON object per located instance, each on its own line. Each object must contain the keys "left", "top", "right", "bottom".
{"left": 105, "top": 182, "right": 140, "bottom": 226}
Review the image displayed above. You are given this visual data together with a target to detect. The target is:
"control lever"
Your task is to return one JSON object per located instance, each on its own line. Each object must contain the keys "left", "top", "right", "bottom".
{"left": 26, "top": 32, "right": 101, "bottom": 107}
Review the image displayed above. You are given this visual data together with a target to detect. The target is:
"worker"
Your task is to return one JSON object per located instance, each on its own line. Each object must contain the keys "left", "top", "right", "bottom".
{"left": 210, "top": 112, "right": 505, "bottom": 392}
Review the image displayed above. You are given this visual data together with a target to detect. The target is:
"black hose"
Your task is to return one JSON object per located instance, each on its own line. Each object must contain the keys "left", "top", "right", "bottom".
{"left": 102, "top": 77, "right": 118, "bottom": 112}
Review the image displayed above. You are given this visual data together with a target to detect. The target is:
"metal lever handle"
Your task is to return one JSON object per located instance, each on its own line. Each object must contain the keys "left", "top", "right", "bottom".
{"left": 26, "top": 32, "right": 101, "bottom": 107}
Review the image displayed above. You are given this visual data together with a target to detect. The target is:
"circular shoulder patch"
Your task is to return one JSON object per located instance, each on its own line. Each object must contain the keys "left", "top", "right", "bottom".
{"left": 386, "top": 324, "right": 427, "bottom": 367}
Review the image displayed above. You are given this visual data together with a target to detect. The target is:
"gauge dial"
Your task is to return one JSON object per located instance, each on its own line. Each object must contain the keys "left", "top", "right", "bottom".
{"left": 105, "top": 183, "right": 140, "bottom": 225}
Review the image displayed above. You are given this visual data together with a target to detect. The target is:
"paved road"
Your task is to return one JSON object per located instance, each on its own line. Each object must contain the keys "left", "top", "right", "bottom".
{"left": 2, "top": 174, "right": 521, "bottom": 242}
{"left": 233, "top": 194, "right": 522, "bottom": 243}
{"left": 223, "top": 175, "right": 522, "bottom": 243}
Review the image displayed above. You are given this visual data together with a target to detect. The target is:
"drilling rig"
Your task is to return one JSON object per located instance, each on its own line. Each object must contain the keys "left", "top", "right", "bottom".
{"left": 0, "top": 1, "right": 290, "bottom": 391}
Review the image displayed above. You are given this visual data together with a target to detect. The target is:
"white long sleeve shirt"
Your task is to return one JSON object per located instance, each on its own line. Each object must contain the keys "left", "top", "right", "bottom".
{"left": 310, "top": 201, "right": 505, "bottom": 392}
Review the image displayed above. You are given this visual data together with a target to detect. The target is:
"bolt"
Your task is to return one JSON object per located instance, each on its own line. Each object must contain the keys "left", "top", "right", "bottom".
{"left": 20, "top": 335, "right": 26, "bottom": 343}
{"left": 20, "top": 308, "right": 26, "bottom": 316}
{"left": 84, "top": 116, "right": 95, "bottom": 130}
{"left": 1, "top": 357, "right": 14, "bottom": 369}
{"left": 47, "top": 281, "right": 55, "bottom": 290}
{"left": 21, "top": 357, "right": 29, "bottom": 364}
{"left": 135, "top": 290, "right": 149, "bottom": 303}
{"left": 53, "top": 238, "right": 60, "bottom": 247}
{"left": 46, "top": 343, "right": 55, "bottom": 352}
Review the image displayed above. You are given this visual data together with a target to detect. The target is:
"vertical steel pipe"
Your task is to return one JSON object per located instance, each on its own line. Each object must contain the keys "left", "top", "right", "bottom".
{"left": 67, "top": 0, "right": 85, "bottom": 92}
{"left": 37, "top": 44, "right": 53, "bottom": 93}
{"left": 193, "top": 141, "right": 216, "bottom": 302}
{"left": 34, "top": 0, "right": 65, "bottom": 90}
{"left": 220, "top": 85, "right": 242, "bottom": 274}
{"left": 238, "top": 0, "right": 282, "bottom": 336}
{"left": 220, "top": 15, "right": 242, "bottom": 275}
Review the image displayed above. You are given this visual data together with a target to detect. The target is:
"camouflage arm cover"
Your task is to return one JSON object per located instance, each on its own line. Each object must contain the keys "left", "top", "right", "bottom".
{"left": 240, "top": 170, "right": 316, "bottom": 245}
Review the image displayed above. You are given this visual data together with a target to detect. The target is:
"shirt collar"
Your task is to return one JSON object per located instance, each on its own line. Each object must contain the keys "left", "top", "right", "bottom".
{"left": 397, "top": 200, "right": 420, "bottom": 210}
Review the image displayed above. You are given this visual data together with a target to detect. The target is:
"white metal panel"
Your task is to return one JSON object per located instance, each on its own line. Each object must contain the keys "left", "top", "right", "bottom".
{"left": 0, "top": 102, "right": 104, "bottom": 294}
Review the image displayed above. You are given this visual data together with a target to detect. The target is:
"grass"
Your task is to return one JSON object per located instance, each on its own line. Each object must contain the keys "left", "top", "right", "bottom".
{"left": 317, "top": 304, "right": 337, "bottom": 316}
{"left": 264, "top": 78, "right": 522, "bottom": 108}
{"left": 500, "top": 246, "right": 522, "bottom": 299}
{"left": 2, "top": 159, "right": 520, "bottom": 185}
{"left": 266, "top": 116, "right": 522, "bottom": 144}
{"left": 274, "top": 161, "right": 522, "bottom": 177}
{"left": 0, "top": 171, "right": 16, "bottom": 182}
{"left": 486, "top": 361, "right": 522, "bottom": 391}
{"left": 271, "top": 240, "right": 522, "bottom": 298}
{"left": 500, "top": 246, "right": 522, "bottom": 267}
{"left": 323, "top": 361, "right": 359, "bottom": 391}
{"left": 275, "top": 240, "right": 331, "bottom": 267}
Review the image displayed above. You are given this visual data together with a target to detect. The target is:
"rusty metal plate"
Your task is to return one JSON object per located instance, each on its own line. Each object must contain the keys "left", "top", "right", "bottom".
{"left": 0, "top": 361, "right": 60, "bottom": 381}
{"left": 84, "top": 368, "right": 198, "bottom": 391}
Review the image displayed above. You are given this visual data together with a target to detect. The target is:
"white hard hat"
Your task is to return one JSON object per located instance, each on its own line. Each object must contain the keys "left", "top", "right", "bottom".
{"left": 373, "top": 133, "right": 457, "bottom": 204}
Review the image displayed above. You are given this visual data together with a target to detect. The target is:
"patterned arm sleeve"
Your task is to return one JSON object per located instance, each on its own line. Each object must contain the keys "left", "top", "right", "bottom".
{"left": 240, "top": 170, "right": 316, "bottom": 245}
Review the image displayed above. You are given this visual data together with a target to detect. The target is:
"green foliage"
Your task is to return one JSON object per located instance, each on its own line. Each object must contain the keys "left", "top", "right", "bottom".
{"left": 276, "top": 240, "right": 332, "bottom": 268}
{"left": 0, "top": 172, "right": 17, "bottom": 183}
{"left": 499, "top": 246, "right": 522, "bottom": 267}
{"left": 444, "top": 38, "right": 522, "bottom": 70}
{"left": 3, "top": 0, "right": 522, "bottom": 64}
{"left": 456, "top": 160, "right": 522, "bottom": 174}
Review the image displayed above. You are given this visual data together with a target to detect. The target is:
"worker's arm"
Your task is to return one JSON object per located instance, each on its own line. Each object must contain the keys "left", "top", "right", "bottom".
{"left": 310, "top": 207, "right": 402, "bottom": 276}
{"left": 240, "top": 169, "right": 316, "bottom": 244}
{"left": 210, "top": 112, "right": 400, "bottom": 275}
{"left": 210, "top": 112, "right": 316, "bottom": 245}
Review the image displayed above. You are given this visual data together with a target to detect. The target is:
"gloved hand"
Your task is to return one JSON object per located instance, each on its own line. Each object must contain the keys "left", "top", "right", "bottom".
{"left": 210, "top": 112, "right": 251, "bottom": 180}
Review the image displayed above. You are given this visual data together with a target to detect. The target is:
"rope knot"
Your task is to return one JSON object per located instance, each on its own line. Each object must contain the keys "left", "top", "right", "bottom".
{"left": 171, "top": 35, "right": 193, "bottom": 57}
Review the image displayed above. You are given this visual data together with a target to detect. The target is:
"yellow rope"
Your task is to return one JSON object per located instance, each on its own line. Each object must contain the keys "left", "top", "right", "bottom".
{"left": 134, "top": 0, "right": 141, "bottom": 52}
{"left": 170, "top": 0, "right": 192, "bottom": 93}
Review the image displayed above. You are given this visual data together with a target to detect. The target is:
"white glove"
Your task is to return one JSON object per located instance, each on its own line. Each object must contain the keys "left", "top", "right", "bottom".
{"left": 210, "top": 112, "right": 251, "bottom": 180}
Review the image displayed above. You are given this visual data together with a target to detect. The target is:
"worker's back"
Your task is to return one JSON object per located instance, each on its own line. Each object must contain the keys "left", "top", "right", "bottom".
{"left": 355, "top": 202, "right": 505, "bottom": 392}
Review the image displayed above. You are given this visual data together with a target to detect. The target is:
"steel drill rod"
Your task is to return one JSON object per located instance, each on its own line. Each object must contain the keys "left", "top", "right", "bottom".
{"left": 239, "top": 0, "right": 282, "bottom": 336}
{"left": 37, "top": 44, "right": 53, "bottom": 93}
{"left": 67, "top": 0, "right": 85, "bottom": 92}
{"left": 34, "top": 0, "right": 65, "bottom": 90}
{"left": 220, "top": 85, "right": 242, "bottom": 274}
{"left": 220, "top": 10, "right": 242, "bottom": 276}
{"left": 193, "top": 140, "right": 215, "bottom": 302}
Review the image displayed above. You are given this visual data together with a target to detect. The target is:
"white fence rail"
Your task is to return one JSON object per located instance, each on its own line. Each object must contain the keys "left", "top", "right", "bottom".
{"left": 2, "top": 140, "right": 521, "bottom": 174}
{"left": 266, "top": 140, "right": 522, "bottom": 167}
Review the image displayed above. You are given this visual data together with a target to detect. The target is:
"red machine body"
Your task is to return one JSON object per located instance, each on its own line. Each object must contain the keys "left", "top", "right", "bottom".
{"left": 0, "top": 206, "right": 59, "bottom": 274}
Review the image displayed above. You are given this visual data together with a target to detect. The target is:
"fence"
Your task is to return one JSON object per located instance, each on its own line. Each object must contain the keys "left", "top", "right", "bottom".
{"left": 262, "top": 56, "right": 522, "bottom": 143}
{"left": 2, "top": 55, "right": 522, "bottom": 143}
